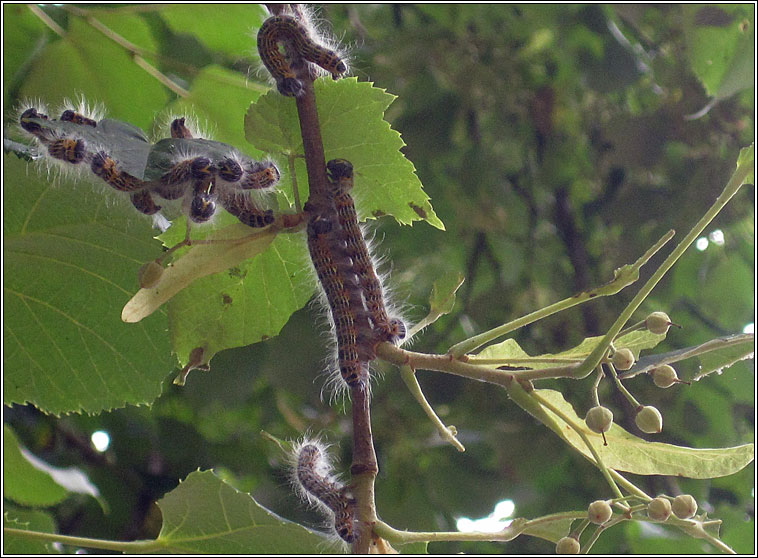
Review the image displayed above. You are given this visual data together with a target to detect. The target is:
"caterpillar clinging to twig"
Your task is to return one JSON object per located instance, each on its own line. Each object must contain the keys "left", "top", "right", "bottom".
{"left": 292, "top": 440, "right": 356, "bottom": 543}
{"left": 326, "top": 160, "right": 406, "bottom": 345}
{"left": 257, "top": 14, "right": 347, "bottom": 97}
{"left": 306, "top": 159, "right": 406, "bottom": 393}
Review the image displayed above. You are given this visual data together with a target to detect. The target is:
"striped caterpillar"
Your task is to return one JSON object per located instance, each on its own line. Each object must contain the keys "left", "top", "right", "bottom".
{"left": 306, "top": 159, "right": 405, "bottom": 392}
{"left": 306, "top": 208, "right": 372, "bottom": 389}
{"left": 293, "top": 440, "right": 356, "bottom": 543}
{"left": 325, "top": 160, "right": 406, "bottom": 345}
{"left": 18, "top": 106, "right": 281, "bottom": 228}
{"left": 257, "top": 14, "right": 347, "bottom": 97}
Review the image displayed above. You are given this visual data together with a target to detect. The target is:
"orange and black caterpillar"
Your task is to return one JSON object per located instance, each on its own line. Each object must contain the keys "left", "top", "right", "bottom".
{"left": 326, "top": 159, "right": 406, "bottom": 345}
{"left": 60, "top": 109, "right": 97, "bottom": 127}
{"left": 257, "top": 14, "right": 347, "bottom": 97}
{"left": 296, "top": 443, "right": 356, "bottom": 543}
{"left": 217, "top": 189, "right": 275, "bottom": 228}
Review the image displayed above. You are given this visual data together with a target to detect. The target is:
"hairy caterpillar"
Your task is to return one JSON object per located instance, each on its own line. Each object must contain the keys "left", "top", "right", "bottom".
{"left": 294, "top": 441, "right": 356, "bottom": 543}
{"left": 306, "top": 210, "right": 372, "bottom": 388}
{"left": 188, "top": 176, "right": 217, "bottom": 223}
{"left": 325, "top": 159, "right": 406, "bottom": 345}
{"left": 17, "top": 108, "right": 282, "bottom": 228}
{"left": 90, "top": 151, "right": 145, "bottom": 193}
{"left": 169, "top": 116, "right": 194, "bottom": 139}
{"left": 257, "top": 14, "right": 347, "bottom": 97}
{"left": 47, "top": 138, "right": 87, "bottom": 164}
{"left": 217, "top": 189, "right": 276, "bottom": 228}
{"left": 60, "top": 109, "right": 97, "bottom": 127}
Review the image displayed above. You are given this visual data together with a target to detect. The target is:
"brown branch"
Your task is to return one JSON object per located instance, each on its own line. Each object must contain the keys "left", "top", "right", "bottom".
{"left": 276, "top": 6, "right": 376, "bottom": 552}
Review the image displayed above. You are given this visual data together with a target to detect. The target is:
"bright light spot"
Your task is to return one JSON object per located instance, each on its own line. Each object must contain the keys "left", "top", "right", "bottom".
{"left": 708, "top": 229, "right": 725, "bottom": 246}
{"left": 744, "top": 323, "right": 754, "bottom": 334}
{"left": 493, "top": 499, "right": 515, "bottom": 519}
{"left": 695, "top": 237, "right": 709, "bottom": 251}
{"left": 91, "top": 431, "right": 110, "bottom": 452}
{"left": 456, "top": 499, "right": 515, "bottom": 533}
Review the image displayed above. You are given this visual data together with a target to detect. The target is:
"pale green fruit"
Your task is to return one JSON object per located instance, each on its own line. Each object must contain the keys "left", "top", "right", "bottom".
{"left": 635, "top": 405, "right": 663, "bottom": 434}
{"left": 672, "top": 494, "right": 698, "bottom": 519}
{"left": 647, "top": 497, "right": 672, "bottom": 521}
{"left": 587, "top": 500, "right": 613, "bottom": 525}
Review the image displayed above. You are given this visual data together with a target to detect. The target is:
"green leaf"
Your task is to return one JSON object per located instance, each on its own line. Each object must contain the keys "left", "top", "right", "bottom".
{"left": 245, "top": 78, "right": 445, "bottom": 229}
{"left": 622, "top": 333, "right": 754, "bottom": 382}
{"left": 160, "top": 5, "right": 268, "bottom": 57}
{"left": 3, "top": 507, "right": 59, "bottom": 555}
{"left": 474, "top": 330, "right": 665, "bottom": 369}
{"left": 535, "top": 389, "right": 754, "bottom": 478}
{"left": 737, "top": 143, "right": 754, "bottom": 184}
{"left": 3, "top": 425, "right": 68, "bottom": 507}
{"left": 2, "top": 4, "right": 47, "bottom": 92}
{"left": 19, "top": 15, "right": 169, "bottom": 130}
{"left": 682, "top": 5, "right": 755, "bottom": 99}
{"left": 153, "top": 469, "right": 338, "bottom": 554}
{"left": 407, "top": 272, "right": 465, "bottom": 338}
{"left": 165, "top": 65, "right": 269, "bottom": 152}
{"left": 122, "top": 223, "right": 276, "bottom": 325}
{"left": 429, "top": 272, "right": 465, "bottom": 316}
{"left": 520, "top": 513, "right": 576, "bottom": 544}
{"left": 165, "top": 229, "right": 314, "bottom": 368}
{"left": 2, "top": 154, "right": 173, "bottom": 414}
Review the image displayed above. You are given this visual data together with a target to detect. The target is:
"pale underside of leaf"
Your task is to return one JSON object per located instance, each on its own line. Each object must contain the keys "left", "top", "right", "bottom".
{"left": 122, "top": 225, "right": 276, "bottom": 323}
{"left": 535, "top": 389, "right": 754, "bottom": 479}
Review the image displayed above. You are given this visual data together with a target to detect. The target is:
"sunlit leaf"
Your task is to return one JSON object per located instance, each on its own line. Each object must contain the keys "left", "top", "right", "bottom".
{"left": 474, "top": 331, "right": 666, "bottom": 370}
{"left": 19, "top": 15, "right": 169, "bottom": 129}
{"left": 535, "top": 389, "right": 754, "bottom": 478}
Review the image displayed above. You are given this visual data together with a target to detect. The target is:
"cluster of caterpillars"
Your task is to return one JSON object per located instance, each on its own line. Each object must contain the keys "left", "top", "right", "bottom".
{"left": 18, "top": 107, "right": 280, "bottom": 229}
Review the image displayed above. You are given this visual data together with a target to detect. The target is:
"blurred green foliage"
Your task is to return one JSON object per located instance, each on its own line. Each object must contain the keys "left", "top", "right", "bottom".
{"left": 3, "top": 4, "right": 754, "bottom": 554}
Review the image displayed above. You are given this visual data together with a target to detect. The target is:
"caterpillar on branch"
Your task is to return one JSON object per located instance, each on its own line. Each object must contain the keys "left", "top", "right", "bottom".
{"left": 257, "top": 14, "right": 347, "bottom": 97}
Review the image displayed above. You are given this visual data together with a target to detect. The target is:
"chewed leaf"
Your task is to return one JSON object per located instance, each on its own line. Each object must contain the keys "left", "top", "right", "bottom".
{"left": 536, "top": 389, "right": 754, "bottom": 478}
{"left": 166, "top": 231, "right": 314, "bottom": 368}
{"left": 122, "top": 224, "right": 276, "bottom": 324}
{"left": 154, "top": 470, "right": 335, "bottom": 554}
{"left": 245, "top": 78, "right": 444, "bottom": 229}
